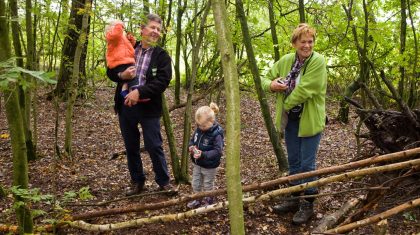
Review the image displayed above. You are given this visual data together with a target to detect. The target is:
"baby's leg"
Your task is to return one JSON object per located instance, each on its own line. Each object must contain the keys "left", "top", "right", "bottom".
{"left": 120, "top": 83, "right": 129, "bottom": 98}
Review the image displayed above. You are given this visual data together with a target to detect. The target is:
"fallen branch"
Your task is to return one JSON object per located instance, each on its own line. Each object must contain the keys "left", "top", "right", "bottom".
{"left": 69, "top": 159, "right": 420, "bottom": 231}
{"left": 325, "top": 197, "right": 420, "bottom": 234}
{"left": 312, "top": 197, "right": 363, "bottom": 233}
{"left": 0, "top": 225, "right": 18, "bottom": 234}
{"left": 71, "top": 147, "right": 420, "bottom": 220}
{"left": 65, "top": 190, "right": 174, "bottom": 207}
{"left": 245, "top": 159, "right": 420, "bottom": 203}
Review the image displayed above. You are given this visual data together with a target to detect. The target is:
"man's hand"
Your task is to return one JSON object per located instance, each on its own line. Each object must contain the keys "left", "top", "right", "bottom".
{"left": 119, "top": 66, "right": 136, "bottom": 80}
{"left": 124, "top": 89, "right": 140, "bottom": 107}
{"left": 270, "top": 78, "right": 288, "bottom": 92}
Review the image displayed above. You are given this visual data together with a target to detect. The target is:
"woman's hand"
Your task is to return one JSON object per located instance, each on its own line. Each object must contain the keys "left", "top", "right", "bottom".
{"left": 270, "top": 78, "right": 288, "bottom": 92}
{"left": 119, "top": 66, "right": 136, "bottom": 80}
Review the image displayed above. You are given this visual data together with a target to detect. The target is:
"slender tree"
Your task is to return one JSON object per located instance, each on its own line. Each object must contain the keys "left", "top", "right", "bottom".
{"left": 180, "top": 0, "right": 211, "bottom": 181}
{"left": 64, "top": 0, "right": 92, "bottom": 156}
{"left": 298, "top": 0, "right": 305, "bottom": 23}
{"left": 398, "top": 0, "right": 407, "bottom": 98}
{"left": 212, "top": 0, "right": 245, "bottom": 233}
{"left": 267, "top": 0, "right": 280, "bottom": 61}
{"left": 235, "top": 0, "right": 287, "bottom": 172}
{"left": 1, "top": 1, "right": 33, "bottom": 232}
{"left": 174, "top": 0, "right": 187, "bottom": 105}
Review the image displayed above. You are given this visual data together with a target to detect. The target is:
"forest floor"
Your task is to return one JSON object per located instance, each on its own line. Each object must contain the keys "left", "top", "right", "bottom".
{"left": 0, "top": 84, "right": 419, "bottom": 235}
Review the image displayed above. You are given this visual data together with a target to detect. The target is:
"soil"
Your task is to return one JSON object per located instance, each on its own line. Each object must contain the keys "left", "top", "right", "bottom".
{"left": 0, "top": 85, "right": 419, "bottom": 235}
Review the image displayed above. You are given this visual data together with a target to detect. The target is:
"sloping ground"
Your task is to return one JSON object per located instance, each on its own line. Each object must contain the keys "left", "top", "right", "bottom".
{"left": 0, "top": 86, "right": 418, "bottom": 234}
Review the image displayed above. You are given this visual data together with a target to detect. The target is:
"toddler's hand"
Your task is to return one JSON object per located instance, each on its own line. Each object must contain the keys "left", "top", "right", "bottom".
{"left": 193, "top": 149, "right": 202, "bottom": 159}
{"left": 188, "top": 145, "right": 195, "bottom": 154}
{"left": 126, "top": 32, "right": 136, "bottom": 46}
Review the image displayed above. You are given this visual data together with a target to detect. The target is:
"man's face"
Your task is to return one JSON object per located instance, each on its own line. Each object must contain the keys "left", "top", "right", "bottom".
{"left": 141, "top": 20, "right": 162, "bottom": 47}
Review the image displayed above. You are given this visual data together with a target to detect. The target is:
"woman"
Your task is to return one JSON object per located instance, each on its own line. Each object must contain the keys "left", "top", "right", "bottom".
{"left": 262, "top": 23, "right": 327, "bottom": 225}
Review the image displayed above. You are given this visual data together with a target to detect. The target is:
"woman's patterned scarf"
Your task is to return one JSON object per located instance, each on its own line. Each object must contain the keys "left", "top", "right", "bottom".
{"left": 285, "top": 57, "right": 305, "bottom": 96}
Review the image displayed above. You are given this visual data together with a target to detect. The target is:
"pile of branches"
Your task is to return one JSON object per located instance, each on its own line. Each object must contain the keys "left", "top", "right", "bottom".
{"left": 1, "top": 148, "right": 419, "bottom": 234}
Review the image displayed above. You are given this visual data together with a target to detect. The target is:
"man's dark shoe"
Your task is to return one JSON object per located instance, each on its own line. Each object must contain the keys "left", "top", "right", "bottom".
{"left": 125, "top": 182, "right": 144, "bottom": 196}
{"left": 159, "top": 183, "right": 178, "bottom": 196}
{"left": 273, "top": 199, "right": 300, "bottom": 214}
{"left": 292, "top": 200, "right": 314, "bottom": 225}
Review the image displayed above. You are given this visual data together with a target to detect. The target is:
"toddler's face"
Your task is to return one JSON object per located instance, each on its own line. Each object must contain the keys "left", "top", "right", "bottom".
{"left": 197, "top": 117, "right": 213, "bottom": 131}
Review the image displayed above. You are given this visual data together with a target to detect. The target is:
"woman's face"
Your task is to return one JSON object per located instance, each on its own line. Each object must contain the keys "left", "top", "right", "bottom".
{"left": 292, "top": 34, "right": 314, "bottom": 61}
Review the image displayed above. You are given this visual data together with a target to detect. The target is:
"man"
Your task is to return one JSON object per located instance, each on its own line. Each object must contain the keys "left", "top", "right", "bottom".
{"left": 107, "top": 13, "right": 176, "bottom": 196}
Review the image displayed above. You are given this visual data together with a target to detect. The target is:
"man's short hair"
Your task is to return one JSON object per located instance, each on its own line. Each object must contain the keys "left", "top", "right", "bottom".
{"left": 141, "top": 13, "right": 162, "bottom": 28}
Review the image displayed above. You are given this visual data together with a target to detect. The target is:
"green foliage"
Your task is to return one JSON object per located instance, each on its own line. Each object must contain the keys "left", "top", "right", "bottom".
{"left": 10, "top": 186, "right": 54, "bottom": 204}
{"left": 62, "top": 186, "right": 93, "bottom": 202}
{"left": 0, "top": 58, "right": 56, "bottom": 90}
{"left": 403, "top": 211, "right": 417, "bottom": 222}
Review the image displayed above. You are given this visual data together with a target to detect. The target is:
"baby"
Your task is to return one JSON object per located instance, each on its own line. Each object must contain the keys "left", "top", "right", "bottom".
{"left": 187, "top": 102, "right": 224, "bottom": 209}
{"left": 105, "top": 20, "right": 136, "bottom": 98}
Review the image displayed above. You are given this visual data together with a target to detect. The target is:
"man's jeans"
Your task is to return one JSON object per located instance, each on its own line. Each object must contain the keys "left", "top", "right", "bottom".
{"left": 118, "top": 104, "right": 170, "bottom": 187}
{"left": 285, "top": 118, "right": 322, "bottom": 195}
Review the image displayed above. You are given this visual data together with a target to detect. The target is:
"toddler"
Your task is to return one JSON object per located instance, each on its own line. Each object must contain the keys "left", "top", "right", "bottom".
{"left": 187, "top": 102, "right": 224, "bottom": 209}
{"left": 105, "top": 20, "right": 137, "bottom": 98}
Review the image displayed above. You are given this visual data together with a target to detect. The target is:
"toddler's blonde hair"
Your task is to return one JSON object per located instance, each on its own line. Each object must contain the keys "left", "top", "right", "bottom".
{"left": 195, "top": 102, "right": 219, "bottom": 124}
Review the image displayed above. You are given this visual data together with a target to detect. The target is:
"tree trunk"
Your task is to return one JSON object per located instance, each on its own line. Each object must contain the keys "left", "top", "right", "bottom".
{"left": 298, "top": 0, "right": 305, "bottom": 23}
{"left": 398, "top": 0, "right": 407, "bottom": 98}
{"left": 212, "top": 0, "right": 245, "bottom": 233}
{"left": 338, "top": 0, "right": 371, "bottom": 123}
{"left": 64, "top": 0, "right": 91, "bottom": 156}
{"left": 267, "top": 1, "right": 280, "bottom": 61}
{"left": 0, "top": 2, "right": 33, "bottom": 232}
{"left": 55, "top": 0, "right": 89, "bottom": 100}
{"left": 174, "top": 0, "right": 187, "bottom": 105}
{"left": 235, "top": 0, "right": 288, "bottom": 172}
{"left": 406, "top": 0, "right": 418, "bottom": 108}
{"left": 161, "top": 94, "right": 183, "bottom": 183}
{"left": 180, "top": 0, "right": 210, "bottom": 183}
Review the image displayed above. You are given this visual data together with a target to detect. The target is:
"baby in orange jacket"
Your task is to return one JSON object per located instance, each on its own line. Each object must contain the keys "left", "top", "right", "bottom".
{"left": 105, "top": 20, "right": 136, "bottom": 98}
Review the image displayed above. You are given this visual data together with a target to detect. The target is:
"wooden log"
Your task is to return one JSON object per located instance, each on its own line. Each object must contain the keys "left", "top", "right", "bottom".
{"left": 69, "top": 159, "right": 420, "bottom": 231}
{"left": 325, "top": 198, "right": 420, "bottom": 234}
{"left": 71, "top": 147, "right": 420, "bottom": 220}
{"left": 312, "top": 197, "right": 362, "bottom": 233}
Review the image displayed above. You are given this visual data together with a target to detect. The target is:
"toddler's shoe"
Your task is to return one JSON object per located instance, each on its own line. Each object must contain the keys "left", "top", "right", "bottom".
{"left": 201, "top": 197, "right": 214, "bottom": 206}
{"left": 187, "top": 200, "right": 201, "bottom": 209}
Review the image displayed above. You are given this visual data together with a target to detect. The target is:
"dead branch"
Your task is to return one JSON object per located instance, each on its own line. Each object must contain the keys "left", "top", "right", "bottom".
{"left": 70, "top": 202, "right": 228, "bottom": 231}
{"left": 313, "top": 197, "right": 362, "bottom": 233}
{"left": 325, "top": 197, "right": 420, "bottom": 234}
{"left": 246, "top": 159, "right": 420, "bottom": 203}
{"left": 68, "top": 159, "right": 420, "bottom": 232}
{"left": 71, "top": 147, "right": 420, "bottom": 220}
{"left": 339, "top": 167, "right": 418, "bottom": 225}
{"left": 0, "top": 225, "right": 18, "bottom": 234}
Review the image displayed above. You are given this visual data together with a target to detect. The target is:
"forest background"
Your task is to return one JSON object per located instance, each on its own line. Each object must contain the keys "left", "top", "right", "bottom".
{"left": 0, "top": 0, "right": 419, "bottom": 234}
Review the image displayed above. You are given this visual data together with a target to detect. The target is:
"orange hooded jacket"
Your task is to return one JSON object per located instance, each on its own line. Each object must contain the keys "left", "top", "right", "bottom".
{"left": 106, "top": 23, "right": 135, "bottom": 69}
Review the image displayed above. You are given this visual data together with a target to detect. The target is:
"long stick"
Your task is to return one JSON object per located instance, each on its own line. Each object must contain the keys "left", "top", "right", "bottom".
{"left": 69, "top": 159, "right": 420, "bottom": 231}
{"left": 325, "top": 197, "right": 420, "bottom": 234}
{"left": 71, "top": 148, "right": 420, "bottom": 220}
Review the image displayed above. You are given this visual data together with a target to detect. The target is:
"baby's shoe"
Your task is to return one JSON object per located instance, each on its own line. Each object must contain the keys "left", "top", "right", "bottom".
{"left": 187, "top": 200, "right": 201, "bottom": 209}
{"left": 120, "top": 89, "right": 129, "bottom": 98}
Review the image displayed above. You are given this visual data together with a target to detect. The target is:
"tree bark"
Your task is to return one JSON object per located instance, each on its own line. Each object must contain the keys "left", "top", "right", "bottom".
{"left": 235, "top": 0, "right": 288, "bottom": 173}
{"left": 64, "top": 0, "right": 91, "bottom": 156}
{"left": 0, "top": 2, "right": 33, "bottom": 231}
{"left": 55, "top": 0, "right": 89, "bottom": 99}
{"left": 267, "top": 1, "right": 280, "bottom": 61}
{"left": 161, "top": 94, "right": 183, "bottom": 183}
{"left": 174, "top": 0, "right": 187, "bottom": 105}
{"left": 180, "top": 0, "right": 210, "bottom": 183}
{"left": 298, "top": 0, "right": 305, "bottom": 23}
{"left": 398, "top": 0, "right": 407, "bottom": 98}
{"left": 212, "top": 0, "right": 245, "bottom": 233}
